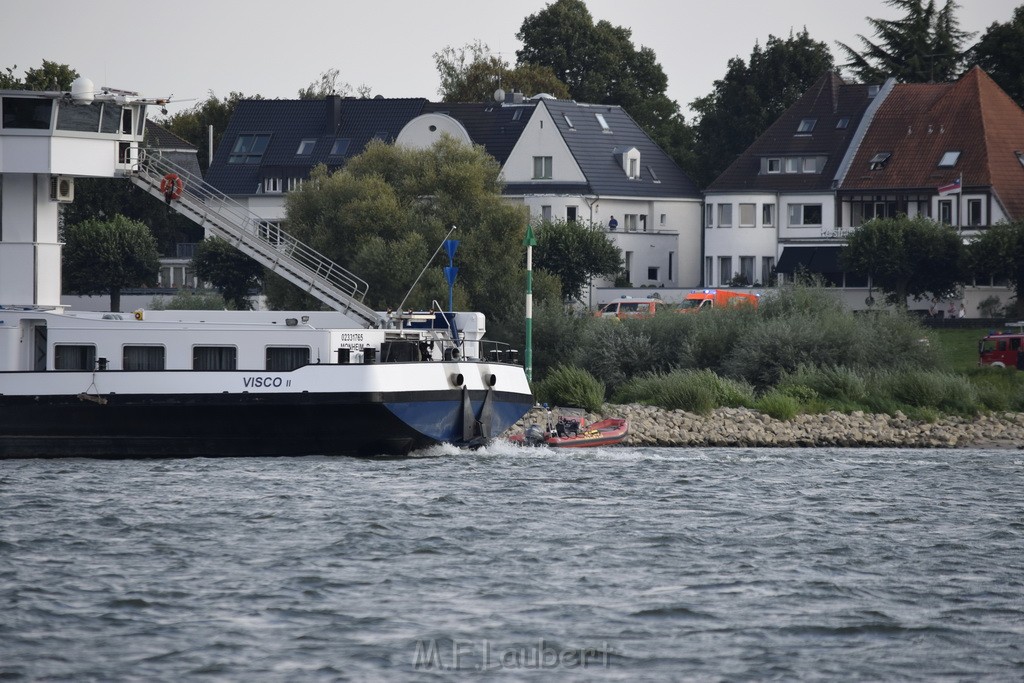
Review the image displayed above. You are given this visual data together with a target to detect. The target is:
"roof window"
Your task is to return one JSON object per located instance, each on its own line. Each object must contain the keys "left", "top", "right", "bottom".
{"left": 563, "top": 113, "right": 574, "bottom": 129}
{"left": 836, "top": 117, "right": 850, "bottom": 129}
{"left": 869, "top": 152, "right": 891, "bottom": 170}
{"left": 1017, "top": 151, "right": 1024, "bottom": 168}
{"left": 228, "top": 134, "right": 271, "bottom": 164}
{"left": 330, "top": 138, "right": 350, "bottom": 156}
{"left": 797, "top": 118, "right": 816, "bottom": 133}
{"left": 938, "top": 150, "right": 960, "bottom": 167}
{"left": 595, "top": 112, "right": 611, "bottom": 131}
{"left": 296, "top": 139, "right": 316, "bottom": 155}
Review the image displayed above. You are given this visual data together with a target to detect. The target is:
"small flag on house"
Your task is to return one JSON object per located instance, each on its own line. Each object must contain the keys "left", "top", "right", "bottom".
{"left": 938, "top": 175, "right": 962, "bottom": 195}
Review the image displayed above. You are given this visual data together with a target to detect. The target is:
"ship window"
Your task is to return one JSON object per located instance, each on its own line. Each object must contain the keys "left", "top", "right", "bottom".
{"left": 2, "top": 97, "right": 53, "bottom": 130}
{"left": 55, "top": 100, "right": 103, "bottom": 133}
{"left": 193, "top": 346, "right": 237, "bottom": 371}
{"left": 54, "top": 344, "right": 96, "bottom": 370}
{"left": 266, "top": 346, "right": 310, "bottom": 371}
{"left": 123, "top": 345, "right": 165, "bottom": 371}
{"left": 229, "top": 134, "right": 270, "bottom": 164}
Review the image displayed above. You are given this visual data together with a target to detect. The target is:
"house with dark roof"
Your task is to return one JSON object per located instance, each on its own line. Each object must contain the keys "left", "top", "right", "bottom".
{"left": 704, "top": 67, "right": 1024, "bottom": 312}
{"left": 398, "top": 95, "right": 703, "bottom": 294}
{"left": 205, "top": 93, "right": 703, "bottom": 302}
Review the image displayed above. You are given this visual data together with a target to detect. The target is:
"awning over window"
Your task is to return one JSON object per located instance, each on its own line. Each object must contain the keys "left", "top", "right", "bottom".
{"left": 775, "top": 247, "right": 814, "bottom": 274}
{"left": 775, "top": 246, "right": 843, "bottom": 274}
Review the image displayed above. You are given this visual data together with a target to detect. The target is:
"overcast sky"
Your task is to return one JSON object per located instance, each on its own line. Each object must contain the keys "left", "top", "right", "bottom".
{"left": 3, "top": 0, "right": 1019, "bottom": 118}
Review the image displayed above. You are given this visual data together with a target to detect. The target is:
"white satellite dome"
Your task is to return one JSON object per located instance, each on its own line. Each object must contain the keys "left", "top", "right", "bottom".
{"left": 70, "top": 77, "right": 94, "bottom": 104}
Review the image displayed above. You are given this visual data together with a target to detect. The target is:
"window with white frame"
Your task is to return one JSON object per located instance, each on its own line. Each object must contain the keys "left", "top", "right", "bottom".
{"left": 624, "top": 214, "right": 639, "bottom": 231}
{"left": 762, "top": 204, "right": 775, "bottom": 227}
{"left": 628, "top": 158, "right": 639, "bottom": 178}
{"left": 595, "top": 113, "right": 610, "bottom": 131}
{"left": 647, "top": 266, "right": 659, "bottom": 281}
{"left": 788, "top": 203, "right": 823, "bottom": 226}
{"left": 567, "top": 206, "right": 578, "bottom": 222}
{"left": 705, "top": 257, "right": 713, "bottom": 285}
{"left": 785, "top": 157, "right": 800, "bottom": 173}
{"left": 739, "top": 256, "right": 754, "bottom": 285}
{"left": 532, "top": 156, "right": 552, "bottom": 179}
{"left": 541, "top": 205, "right": 552, "bottom": 221}
{"left": 263, "top": 177, "right": 283, "bottom": 194}
{"left": 767, "top": 158, "right": 782, "bottom": 173}
{"left": 938, "top": 199, "right": 953, "bottom": 224}
{"left": 660, "top": 213, "right": 666, "bottom": 226}
{"left": 719, "top": 257, "right": 733, "bottom": 286}
{"left": 287, "top": 177, "right": 303, "bottom": 192}
{"left": 739, "top": 203, "right": 755, "bottom": 227}
{"left": 968, "top": 198, "right": 983, "bottom": 226}
{"left": 718, "top": 204, "right": 733, "bottom": 227}
{"left": 705, "top": 204, "right": 714, "bottom": 228}
{"left": 802, "top": 157, "right": 817, "bottom": 173}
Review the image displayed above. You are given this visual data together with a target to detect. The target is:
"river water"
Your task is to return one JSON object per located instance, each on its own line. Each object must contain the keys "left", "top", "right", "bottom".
{"left": 2, "top": 444, "right": 1022, "bottom": 681}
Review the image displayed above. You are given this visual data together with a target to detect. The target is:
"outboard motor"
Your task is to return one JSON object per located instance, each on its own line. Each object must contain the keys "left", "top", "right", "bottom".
{"left": 524, "top": 424, "right": 547, "bottom": 445}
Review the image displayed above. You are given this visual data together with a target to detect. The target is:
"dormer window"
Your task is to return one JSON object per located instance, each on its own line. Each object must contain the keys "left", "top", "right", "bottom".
{"left": 595, "top": 113, "right": 611, "bottom": 131}
{"left": 616, "top": 146, "right": 641, "bottom": 178}
{"left": 869, "top": 152, "right": 891, "bottom": 170}
{"left": 766, "top": 158, "right": 781, "bottom": 174}
{"left": 797, "top": 118, "right": 816, "bottom": 133}
{"left": 938, "top": 150, "right": 960, "bottom": 167}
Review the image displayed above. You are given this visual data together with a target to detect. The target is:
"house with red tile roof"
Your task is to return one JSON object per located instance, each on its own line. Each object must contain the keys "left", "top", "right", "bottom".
{"left": 704, "top": 67, "right": 1024, "bottom": 312}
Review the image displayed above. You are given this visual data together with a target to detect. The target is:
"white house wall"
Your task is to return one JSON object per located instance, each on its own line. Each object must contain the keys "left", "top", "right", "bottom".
{"left": 503, "top": 103, "right": 585, "bottom": 183}
{"left": 703, "top": 193, "right": 782, "bottom": 286}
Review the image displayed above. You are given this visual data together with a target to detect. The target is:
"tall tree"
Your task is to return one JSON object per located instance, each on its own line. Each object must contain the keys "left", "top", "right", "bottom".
{"left": 838, "top": 0, "right": 973, "bottom": 83}
{"left": 968, "top": 220, "right": 1024, "bottom": 318}
{"left": 434, "top": 41, "right": 569, "bottom": 102}
{"left": 840, "top": 216, "right": 965, "bottom": 307}
{"left": 515, "top": 0, "right": 690, "bottom": 168}
{"left": 968, "top": 5, "right": 1024, "bottom": 107}
{"left": 297, "top": 68, "right": 373, "bottom": 100}
{"left": 689, "top": 30, "right": 834, "bottom": 188}
{"left": 162, "top": 92, "right": 256, "bottom": 173}
{"left": 278, "top": 137, "right": 528, "bottom": 339}
{"left": 62, "top": 215, "right": 161, "bottom": 312}
{"left": 191, "top": 238, "right": 263, "bottom": 310}
{"left": 0, "top": 60, "right": 78, "bottom": 91}
{"left": 532, "top": 219, "right": 621, "bottom": 303}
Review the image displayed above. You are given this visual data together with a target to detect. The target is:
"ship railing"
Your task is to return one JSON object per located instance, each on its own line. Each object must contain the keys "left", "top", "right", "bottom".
{"left": 131, "top": 152, "right": 386, "bottom": 328}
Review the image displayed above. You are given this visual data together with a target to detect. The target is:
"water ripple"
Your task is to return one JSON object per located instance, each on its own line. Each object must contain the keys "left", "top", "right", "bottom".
{"left": 1, "top": 447, "right": 1022, "bottom": 680}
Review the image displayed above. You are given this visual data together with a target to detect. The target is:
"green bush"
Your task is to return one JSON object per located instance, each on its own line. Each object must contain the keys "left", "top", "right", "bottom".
{"left": 533, "top": 364, "right": 606, "bottom": 413}
{"left": 753, "top": 391, "right": 800, "bottom": 420}
{"left": 613, "top": 369, "right": 753, "bottom": 414}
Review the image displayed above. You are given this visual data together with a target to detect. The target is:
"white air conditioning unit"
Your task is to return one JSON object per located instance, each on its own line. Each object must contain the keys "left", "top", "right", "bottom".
{"left": 50, "top": 176, "right": 75, "bottom": 203}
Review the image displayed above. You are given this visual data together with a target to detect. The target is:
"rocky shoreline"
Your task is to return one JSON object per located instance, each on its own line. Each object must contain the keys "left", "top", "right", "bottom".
{"left": 509, "top": 404, "right": 1024, "bottom": 449}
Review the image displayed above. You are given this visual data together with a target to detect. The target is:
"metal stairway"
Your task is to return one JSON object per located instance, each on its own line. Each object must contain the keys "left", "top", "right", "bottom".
{"left": 130, "top": 152, "right": 386, "bottom": 328}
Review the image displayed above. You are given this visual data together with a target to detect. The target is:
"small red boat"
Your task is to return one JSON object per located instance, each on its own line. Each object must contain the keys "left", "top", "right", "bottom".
{"left": 509, "top": 415, "right": 629, "bottom": 448}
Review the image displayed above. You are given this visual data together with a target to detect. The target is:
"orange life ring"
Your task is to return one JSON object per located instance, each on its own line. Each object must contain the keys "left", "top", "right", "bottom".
{"left": 160, "top": 173, "right": 184, "bottom": 200}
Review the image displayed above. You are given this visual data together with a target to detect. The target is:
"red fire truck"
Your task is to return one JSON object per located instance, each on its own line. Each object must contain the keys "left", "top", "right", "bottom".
{"left": 978, "top": 328, "right": 1024, "bottom": 369}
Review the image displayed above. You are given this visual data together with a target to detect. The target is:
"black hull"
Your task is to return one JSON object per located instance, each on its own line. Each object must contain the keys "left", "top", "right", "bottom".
{"left": 0, "top": 389, "right": 532, "bottom": 458}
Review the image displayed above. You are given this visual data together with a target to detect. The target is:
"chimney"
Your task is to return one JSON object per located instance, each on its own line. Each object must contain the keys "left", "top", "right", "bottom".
{"left": 327, "top": 95, "right": 342, "bottom": 134}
